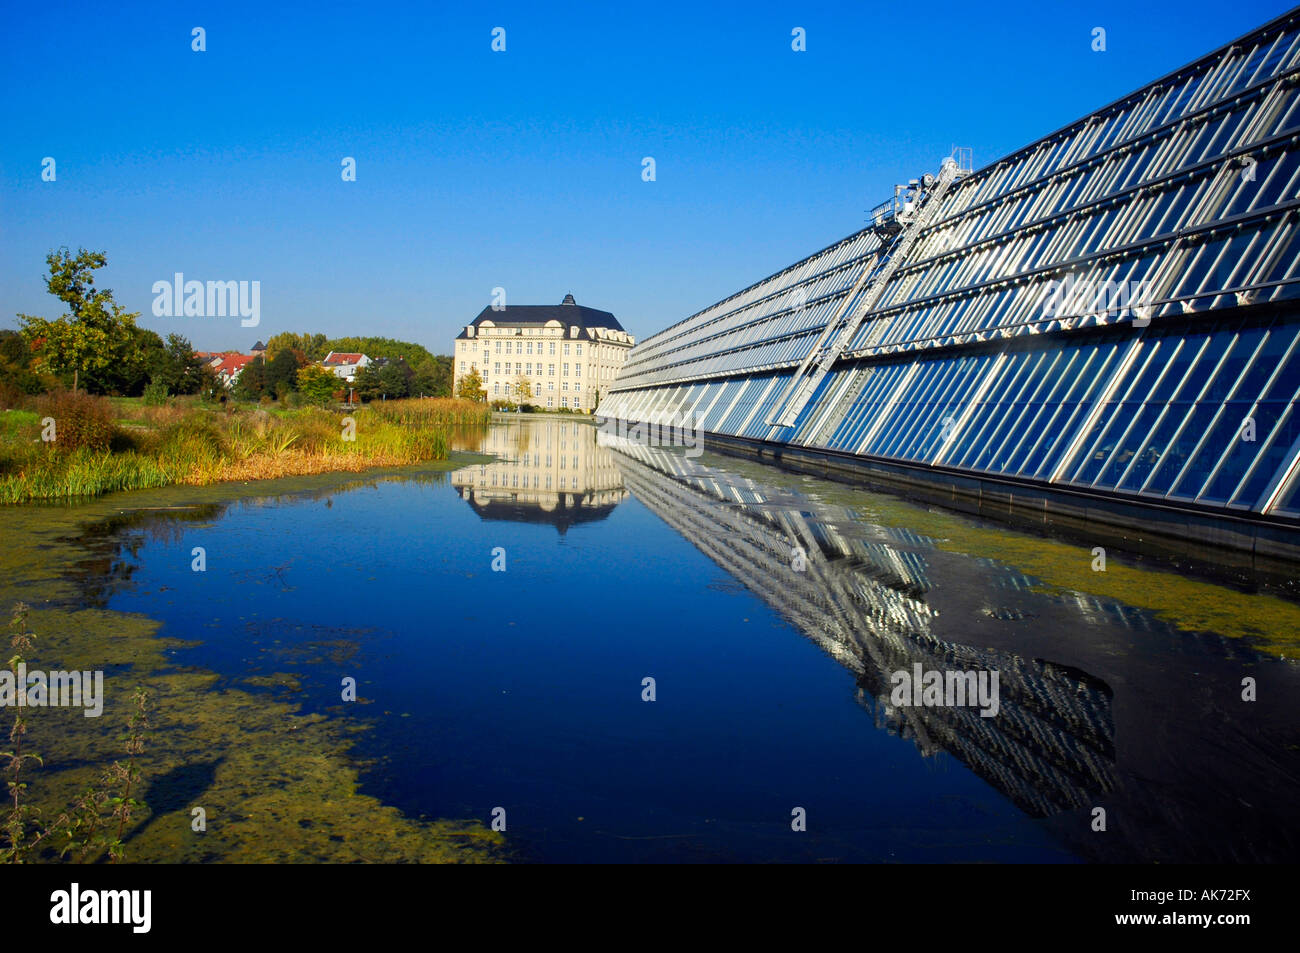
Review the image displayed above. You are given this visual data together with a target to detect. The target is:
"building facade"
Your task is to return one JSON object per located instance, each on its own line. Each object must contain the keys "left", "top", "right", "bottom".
{"left": 598, "top": 10, "right": 1300, "bottom": 557}
{"left": 454, "top": 294, "right": 635, "bottom": 411}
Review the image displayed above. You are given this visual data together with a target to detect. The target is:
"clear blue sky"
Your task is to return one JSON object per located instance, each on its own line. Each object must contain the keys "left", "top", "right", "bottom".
{"left": 1, "top": 0, "right": 1293, "bottom": 354}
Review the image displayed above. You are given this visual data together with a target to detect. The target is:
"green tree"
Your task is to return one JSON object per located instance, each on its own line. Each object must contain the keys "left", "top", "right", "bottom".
{"left": 513, "top": 374, "right": 533, "bottom": 404}
{"left": 110, "top": 326, "right": 167, "bottom": 396}
{"left": 457, "top": 367, "right": 485, "bottom": 401}
{"left": 148, "top": 333, "right": 205, "bottom": 396}
{"left": 17, "top": 249, "right": 141, "bottom": 393}
{"left": 233, "top": 358, "right": 267, "bottom": 401}
{"left": 376, "top": 361, "right": 410, "bottom": 399}
{"left": 409, "top": 357, "right": 448, "bottom": 397}
{"left": 264, "top": 349, "right": 300, "bottom": 397}
{"left": 297, "top": 364, "right": 339, "bottom": 405}
{"left": 351, "top": 362, "right": 382, "bottom": 402}
{"left": 266, "top": 332, "right": 328, "bottom": 363}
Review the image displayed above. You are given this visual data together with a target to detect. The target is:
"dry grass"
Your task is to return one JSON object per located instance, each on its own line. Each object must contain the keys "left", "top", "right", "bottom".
{"left": 0, "top": 398, "right": 488, "bottom": 503}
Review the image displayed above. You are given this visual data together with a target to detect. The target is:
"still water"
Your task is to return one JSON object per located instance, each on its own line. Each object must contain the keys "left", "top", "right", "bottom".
{"left": 97, "top": 417, "right": 1300, "bottom": 863}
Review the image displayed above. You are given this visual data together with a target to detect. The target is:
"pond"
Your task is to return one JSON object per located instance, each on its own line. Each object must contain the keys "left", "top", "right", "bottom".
{"left": 28, "top": 415, "right": 1300, "bottom": 863}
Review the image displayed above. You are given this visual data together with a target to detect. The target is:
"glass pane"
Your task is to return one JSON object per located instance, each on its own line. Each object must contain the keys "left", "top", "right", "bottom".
{"left": 1098, "top": 402, "right": 1164, "bottom": 488}
{"left": 1144, "top": 402, "right": 1221, "bottom": 495}
{"left": 1233, "top": 404, "right": 1299, "bottom": 507}
{"left": 1175, "top": 400, "right": 1253, "bottom": 499}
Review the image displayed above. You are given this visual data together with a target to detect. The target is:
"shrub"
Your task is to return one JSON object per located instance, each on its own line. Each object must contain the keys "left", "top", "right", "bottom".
{"left": 142, "top": 380, "right": 168, "bottom": 406}
{"left": 33, "top": 392, "right": 116, "bottom": 452}
{"left": 157, "top": 418, "right": 227, "bottom": 476}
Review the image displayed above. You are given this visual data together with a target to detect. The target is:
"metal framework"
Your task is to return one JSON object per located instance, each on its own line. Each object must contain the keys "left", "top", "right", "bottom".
{"left": 599, "top": 10, "right": 1300, "bottom": 519}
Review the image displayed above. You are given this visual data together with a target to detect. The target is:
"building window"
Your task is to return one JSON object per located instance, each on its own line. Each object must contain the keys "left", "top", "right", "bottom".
{"left": 561, "top": 397, "right": 568, "bottom": 408}
{"left": 526, "top": 363, "right": 532, "bottom": 375}
{"left": 547, "top": 382, "right": 554, "bottom": 391}
{"left": 563, "top": 363, "right": 569, "bottom": 375}
{"left": 576, "top": 344, "right": 583, "bottom": 356}
{"left": 493, "top": 382, "right": 500, "bottom": 394}
{"left": 547, "top": 397, "right": 553, "bottom": 407}
{"left": 459, "top": 362, "right": 465, "bottom": 371}
{"left": 575, "top": 364, "right": 581, "bottom": 376}
{"left": 564, "top": 344, "right": 570, "bottom": 356}
{"left": 549, "top": 342, "right": 556, "bottom": 355}
{"left": 548, "top": 364, "right": 554, "bottom": 375}
{"left": 494, "top": 362, "right": 500, "bottom": 374}
{"left": 562, "top": 382, "right": 569, "bottom": 391}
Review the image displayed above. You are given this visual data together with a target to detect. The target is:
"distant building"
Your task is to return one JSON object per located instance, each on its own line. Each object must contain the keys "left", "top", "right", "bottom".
{"left": 213, "top": 354, "right": 257, "bottom": 388}
{"left": 453, "top": 294, "right": 635, "bottom": 411}
{"left": 250, "top": 340, "right": 267, "bottom": 357}
{"left": 321, "top": 351, "right": 371, "bottom": 382}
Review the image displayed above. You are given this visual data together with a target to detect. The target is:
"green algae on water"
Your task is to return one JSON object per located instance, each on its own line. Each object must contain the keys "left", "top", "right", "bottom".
{"left": 0, "top": 456, "right": 505, "bottom": 863}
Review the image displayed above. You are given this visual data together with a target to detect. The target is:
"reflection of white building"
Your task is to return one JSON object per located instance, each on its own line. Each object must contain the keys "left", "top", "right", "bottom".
{"left": 453, "top": 294, "right": 635, "bottom": 411}
{"left": 321, "top": 351, "right": 371, "bottom": 382}
{"left": 452, "top": 418, "right": 628, "bottom": 532}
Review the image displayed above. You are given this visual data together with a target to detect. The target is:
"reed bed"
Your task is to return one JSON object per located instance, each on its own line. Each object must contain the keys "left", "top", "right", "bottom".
{"left": 0, "top": 397, "right": 488, "bottom": 503}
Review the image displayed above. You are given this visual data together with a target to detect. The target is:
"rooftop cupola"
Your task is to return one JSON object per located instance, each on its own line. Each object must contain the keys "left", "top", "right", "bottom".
{"left": 561, "top": 293, "right": 576, "bottom": 305}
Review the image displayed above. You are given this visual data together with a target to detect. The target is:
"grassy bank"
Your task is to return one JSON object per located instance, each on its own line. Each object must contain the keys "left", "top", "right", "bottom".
{"left": 0, "top": 395, "right": 490, "bottom": 503}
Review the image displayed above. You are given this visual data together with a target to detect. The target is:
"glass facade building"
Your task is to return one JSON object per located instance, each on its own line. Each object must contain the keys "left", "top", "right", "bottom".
{"left": 598, "top": 11, "right": 1300, "bottom": 528}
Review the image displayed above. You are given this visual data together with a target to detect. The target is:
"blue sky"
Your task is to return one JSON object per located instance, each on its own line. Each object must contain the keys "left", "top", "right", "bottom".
{"left": 1, "top": 0, "right": 1293, "bottom": 353}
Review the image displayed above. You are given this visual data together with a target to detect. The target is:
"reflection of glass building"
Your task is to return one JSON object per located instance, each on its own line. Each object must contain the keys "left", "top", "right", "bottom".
{"left": 604, "top": 437, "right": 1119, "bottom": 823}
{"left": 453, "top": 418, "right": 629, "bottom": 531}
{"left": 599, "top": 13, "right": 1300, "bottom": 555}
{"left": 604, "top": 438, "right": 1299, "bottom": 862}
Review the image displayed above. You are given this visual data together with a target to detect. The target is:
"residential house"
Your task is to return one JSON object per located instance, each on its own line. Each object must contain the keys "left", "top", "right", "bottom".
{"left": 321, "top": 351, "right": 371, "bottom": 383}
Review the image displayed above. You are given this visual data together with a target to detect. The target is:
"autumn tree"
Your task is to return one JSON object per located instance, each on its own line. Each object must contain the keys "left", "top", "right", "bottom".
{"left": 457, "top": 367, "right": 485, "bottom": 401}
{"left": 297, "top": 364, "right": 340, "bottom": 405}
{"left": 18, "top": 249, "right": 141, "bottom": 393}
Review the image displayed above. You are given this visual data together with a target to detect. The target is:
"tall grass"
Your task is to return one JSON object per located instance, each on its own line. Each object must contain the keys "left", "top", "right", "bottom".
{"left": 0, "top": 397, "right": 488, "bottom": 503}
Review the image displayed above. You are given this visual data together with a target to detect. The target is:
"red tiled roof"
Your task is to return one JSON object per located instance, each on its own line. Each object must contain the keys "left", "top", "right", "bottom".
{"left": 322, "top": 352, "right": 364, "bottom": 365}
{"left": 216, "top": 355, "right": 257, "bottom": 376}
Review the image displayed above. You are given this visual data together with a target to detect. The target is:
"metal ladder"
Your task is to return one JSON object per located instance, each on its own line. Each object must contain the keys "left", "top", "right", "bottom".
{"left": 766, "top": 156, "right": 967, "bottom": 430}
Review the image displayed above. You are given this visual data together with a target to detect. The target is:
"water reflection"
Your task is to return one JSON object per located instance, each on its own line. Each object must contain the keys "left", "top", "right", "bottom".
{"left": 594, "top": 428, "right": 1299, "bottom": 864}
{"left": 451, "top": 418, "right": 628, "bottom": 532}
{"left": 59, "top": 417, "right": 1300, "bottom": 862}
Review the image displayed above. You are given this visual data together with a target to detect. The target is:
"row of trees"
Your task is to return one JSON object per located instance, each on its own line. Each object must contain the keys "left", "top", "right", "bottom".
{"left": 5, "top": 248, "right": 456, "bottom": 406}
{"left": 260, "top": 332, "right": 453, "bottom": 399}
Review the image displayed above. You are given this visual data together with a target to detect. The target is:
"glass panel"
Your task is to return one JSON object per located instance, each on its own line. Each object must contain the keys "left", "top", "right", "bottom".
{"left": 1168, "top": 401, "right": 1243, "bottom": 498}
{"left": 1232, "top": 404, "right": 1300, "bottom": 507}
{"left": 1143, "top": 402, "right": 1221, "bottom": 495}
{"left": 1200, "top": 401, "right": 1290, "bottom": 503}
